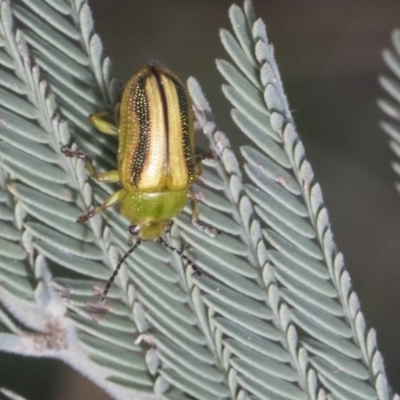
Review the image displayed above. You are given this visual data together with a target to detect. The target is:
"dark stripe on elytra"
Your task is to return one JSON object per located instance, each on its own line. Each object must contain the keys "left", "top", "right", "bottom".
{"left": 131, "top": 76, "right": 150, "bottom": 186}
{"left": 169, "top": 75, "right": 195, "bottom": 182}
{"left": 152, "top": 66, "right": 170, "bottom": 175}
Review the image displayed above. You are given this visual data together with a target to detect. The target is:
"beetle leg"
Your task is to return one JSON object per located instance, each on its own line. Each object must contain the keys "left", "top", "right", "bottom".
{"left": 62, "top": 147, "right": 120, "bottom": 183}
{"left": 77, "top": 188, "right": 127, "bottom": 223}
{"left": 94, "top": 170, "right": 120, "bottom": 183}
{"left": 188, "top": 189, "right": 220, "bottom": 237}
{"left": 196, "top": 151, "right": 215, "bottom": 162}
{"left": 89, "top": 111, "right": 119, "bottom": 136}
{"left": 194, "top": 151, "right": 215, "bottom": 178}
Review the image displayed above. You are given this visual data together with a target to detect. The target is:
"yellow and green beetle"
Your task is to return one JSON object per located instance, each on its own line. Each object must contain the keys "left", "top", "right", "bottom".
{"left": 63, "top": 64, "right": 216, "bottom": 303}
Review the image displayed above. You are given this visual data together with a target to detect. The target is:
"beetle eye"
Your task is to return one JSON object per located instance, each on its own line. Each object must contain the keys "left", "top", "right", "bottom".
{"left": 129, "top": 225, "right": 140, "bottom": 235}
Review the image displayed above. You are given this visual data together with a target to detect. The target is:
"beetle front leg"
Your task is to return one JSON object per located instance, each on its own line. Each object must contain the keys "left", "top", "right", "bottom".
{"left": 188, "top": 189, "right": 219, "bottom": 237}
{"left": 78, "top": 188, "right": 127, "bottom": 223}
{"left": 89, "top": 110, "right": 119, "bottom": 136}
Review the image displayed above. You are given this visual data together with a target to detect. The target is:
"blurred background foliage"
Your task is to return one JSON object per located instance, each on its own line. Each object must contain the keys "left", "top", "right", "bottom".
{"left": 2, "top": 0, "right": 400, "bottom": 399}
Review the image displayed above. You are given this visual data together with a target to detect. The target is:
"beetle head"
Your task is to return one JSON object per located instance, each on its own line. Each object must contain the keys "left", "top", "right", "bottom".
{"left": 130, "top": 220, "right": 169, "bottom": 241}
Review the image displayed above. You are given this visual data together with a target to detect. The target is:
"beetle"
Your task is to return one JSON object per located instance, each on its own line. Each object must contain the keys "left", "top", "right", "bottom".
{"left": 62, "top": 64, "right": 217, "bottom": 303}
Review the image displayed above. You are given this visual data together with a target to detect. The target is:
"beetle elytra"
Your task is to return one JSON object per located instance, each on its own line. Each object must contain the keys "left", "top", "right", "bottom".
{"left": 62, "top": 64, "right": 217, "bottom": 303}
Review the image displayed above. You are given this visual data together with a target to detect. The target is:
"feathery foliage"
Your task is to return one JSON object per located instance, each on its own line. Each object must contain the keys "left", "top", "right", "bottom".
{"left": 379, "top": 29, "right": 400, "bottom": 196}
{"left": 0, "top": 388, "right": 29, "bottom": 400}
{"left": 0, "top": 0, "right": 395, "bottom": 399}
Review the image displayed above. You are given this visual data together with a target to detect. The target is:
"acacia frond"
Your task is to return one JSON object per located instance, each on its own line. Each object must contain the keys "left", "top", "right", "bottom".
{"left": 0, "top": 1, "right": 394, "bottom": 399}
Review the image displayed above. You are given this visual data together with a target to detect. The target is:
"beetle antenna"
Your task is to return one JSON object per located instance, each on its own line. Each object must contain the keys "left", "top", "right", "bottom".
{"left": 157, "top": 237, "right": 202, "bottom": 276}
{"left": 100, "top": 238, "right": 142, "bottom": 304}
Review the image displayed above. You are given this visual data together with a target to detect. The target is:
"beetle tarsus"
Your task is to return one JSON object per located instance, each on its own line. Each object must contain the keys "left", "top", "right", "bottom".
{"left": 192, "top": 217, "right": 220, "bottom": 237}
{"left": 77, "top": 209, "right": 95, "bottom": 224}
{"left": 188, "top": 190, "right": 220, "bottom": 237}
{"left": 61, "top": 147, "right": 74, "bottom": 157}
{"left": 196, "top": 151, "right": 215, "bottom": 162}
{"left": 62, "top": 147, "right": 90, "bottom": 162}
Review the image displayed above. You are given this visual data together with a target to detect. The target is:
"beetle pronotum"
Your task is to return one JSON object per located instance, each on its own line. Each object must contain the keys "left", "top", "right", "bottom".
{"left": 62, "top": 64, "right": 217, "bottom": 303}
